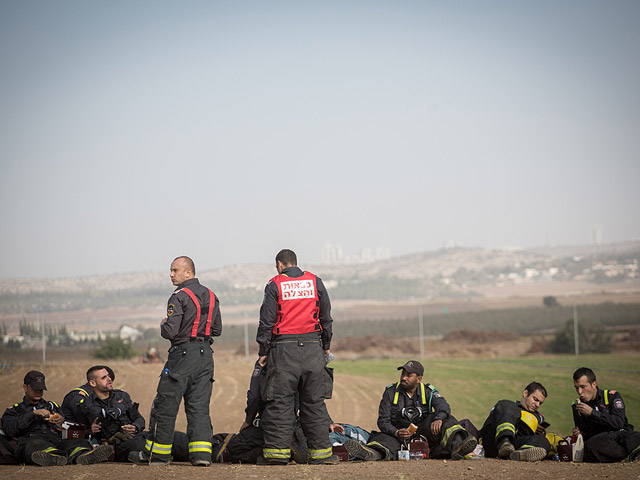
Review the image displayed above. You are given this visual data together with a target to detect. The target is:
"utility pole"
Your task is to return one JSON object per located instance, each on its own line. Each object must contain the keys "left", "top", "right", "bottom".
{"left": 39, "top": 307, "right": 46, "bottom": 364}
{"left": 418, "top": 305, "right": 424, "bottom": 359}
{"left": 573, "top": 303, "right": 579, "bottom": 357}
{"left": 244, "top": 309, "right": 249, "bottom": 359}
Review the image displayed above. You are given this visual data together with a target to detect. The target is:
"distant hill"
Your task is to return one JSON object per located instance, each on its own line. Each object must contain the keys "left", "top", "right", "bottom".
{"left": 1, "top": 240, "right": 639, "bottom": 314}
{"left": 528, "top": 240, "right": 640, "bottom": 258}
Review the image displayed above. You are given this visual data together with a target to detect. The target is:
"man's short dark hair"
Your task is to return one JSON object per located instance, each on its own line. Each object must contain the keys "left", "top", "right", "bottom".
{"left": 86, "top": 365, "right": 115, "bottom": 382}
{"left": 276, "top": 249, "right": 297, "bottom": 267}
{"left": 174, "top": 256, "right": 196, "bottom": 275}
{"left": 573, "top": 367, "right": 596, "bottom": 383}
{"left": 524, "top": 382, "right": 547, "bottom": 398}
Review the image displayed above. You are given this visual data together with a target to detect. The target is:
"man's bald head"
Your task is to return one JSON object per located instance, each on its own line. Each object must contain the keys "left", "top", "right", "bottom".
{"left": 170, "top": 256, "right": 196, "bottom": 286}
{"left": 173, "top": 256, "right": 196, "bottom": 275}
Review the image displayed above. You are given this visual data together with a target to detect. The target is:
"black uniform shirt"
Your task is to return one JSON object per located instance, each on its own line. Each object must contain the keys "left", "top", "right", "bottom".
{"left": 256, "top": 266, "right": 333, "bottom": 356}
{"left": 60, "top": 382, "right": 92, "bottom": 425}
{"left": 244, "top": 360, "right": 264, "bottom": 425}
{"left": 80, "top": 389, "right": 145, "bottom": 440}
{"left": 162, "top": 277, "right": 222, "bottom": 346}
{"left": 572, "top": 387, "right": 632, "bottom": 440}
{"left": 1, "top": 397, "right": 62, "bottom": 440}
{"left": 377, "top": 382, "right": 451, "bottom": 436}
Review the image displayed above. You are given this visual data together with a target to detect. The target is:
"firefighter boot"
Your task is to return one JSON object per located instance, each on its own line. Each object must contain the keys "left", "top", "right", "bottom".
{"left": 498, "top": 438, "right": 515, "bottom": 459}
{"left": 451, "top": 434, "right": 478, "bottom": 460}
{"left": 343, "top": 439, "right": 382, "bottom": 461}
{"left": 510, "top": 447, "right": 547, "bottom": 462}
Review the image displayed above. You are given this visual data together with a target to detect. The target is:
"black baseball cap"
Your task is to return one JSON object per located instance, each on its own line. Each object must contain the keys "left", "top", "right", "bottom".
{"left": 397, "top": 360, "right": 424, "bottom": 376}
{"left": 24, "top": 370, "right": 47, "bottom": 390}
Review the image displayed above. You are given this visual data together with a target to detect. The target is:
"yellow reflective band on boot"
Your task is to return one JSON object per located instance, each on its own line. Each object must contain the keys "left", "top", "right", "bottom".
{"left": 263, "top": 448, "right": 291, "bottom": 460}
{"left": 145, "top": 439, "right": 172, "bottom": 455}
{"left": 309, "top": 447, "right": 332, "bottom": 460}
{"left": 441, "top": 424, "right": 464, "bottom": 447}
{"left": 43, "top": 447, "right": 59, "bottom": 453}
{"left": 69, "top": 446, "right": 90, "bottom": 457}
{"left": 495, "top": 422, "right": 516, "bottom": 439}
{"left": 520, "top": 411, "right": 538, "bottom": 434}
{"left": 188, "top": 441, "right": 212, "bottom": 453}
{"left": 628, "top": 444, "right": 640, "bottom": 461}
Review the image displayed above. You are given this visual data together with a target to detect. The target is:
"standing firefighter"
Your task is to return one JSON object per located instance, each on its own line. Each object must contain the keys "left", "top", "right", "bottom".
{"left": 129, "top": 256, "right": 222, "bottom": 466}
{"left": 256, "top": 249, "right": 338, "bottom": 465}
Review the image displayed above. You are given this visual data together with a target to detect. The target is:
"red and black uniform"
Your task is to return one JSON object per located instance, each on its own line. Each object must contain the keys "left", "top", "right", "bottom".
{"left": 573, "top": 387, "right": 640, "bottom": 462}
{"left": 257, "top": 266, "right": 333, "bottom": 464}
{"left": 142, "top": 277, "right": 222, "bottom": 465}
{"left": 480, "top": 400, "right": 550, "bottom": 458}
{"left": 2, "top": 397, "right": 94, "bottom": 464}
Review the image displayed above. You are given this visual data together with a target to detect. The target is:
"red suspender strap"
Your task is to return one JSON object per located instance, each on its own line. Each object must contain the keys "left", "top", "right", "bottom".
{"left": 204, "top": 289, "right": 215, "bottom": 337}
{"left": 180, "top": 288, "right": 201, "bottom": 338}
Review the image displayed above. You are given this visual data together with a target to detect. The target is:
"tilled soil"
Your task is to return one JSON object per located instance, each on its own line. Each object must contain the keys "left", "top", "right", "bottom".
{"left": 1, "top": 358, "right": 639, "bottom": 478}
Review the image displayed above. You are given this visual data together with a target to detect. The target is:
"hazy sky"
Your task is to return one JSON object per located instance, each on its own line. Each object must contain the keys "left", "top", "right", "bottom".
{"left": 1, "top": 1, "right": 639, "bottom": 278}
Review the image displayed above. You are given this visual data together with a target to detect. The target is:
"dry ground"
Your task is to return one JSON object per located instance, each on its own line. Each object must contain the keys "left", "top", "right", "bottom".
{"left": 0, "top": 355, "right": 382, "bottom": 434}
{"left": 1, "top": 353, "right": 639, "bottom": 478}
{"left": 0, "top": 458, "right": 639, "bottom": 480}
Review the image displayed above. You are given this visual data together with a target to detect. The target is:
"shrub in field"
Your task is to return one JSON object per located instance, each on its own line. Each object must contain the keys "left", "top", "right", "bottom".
{"left": 545, "top": 318, "right": 613, "bottom": 354}
{"left": 92, "top": 337, "right": 136, "bottom": 359}
{"left": 543, "top": 296, "right": 560, "bottom": 307}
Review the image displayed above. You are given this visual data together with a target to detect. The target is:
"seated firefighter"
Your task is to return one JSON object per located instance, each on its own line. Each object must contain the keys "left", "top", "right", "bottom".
{"left": 572, "top": 367, "right": 640, "bottom": 462}
{"left": 60, "top": 365, "right": 116, "bottom": 427}
{"left": 345, "top": 360, "right": 477, "bottom": 461}
{"left": 479, "top": 381, "right": 551, "bottom": 462}
{"left": 71, "top": 365, "right": 192, "bottom": 464}
{"left": 1, "top": 370, "right": 113, "bottom": 466}
{"left": 78, "top": 366, "right": 146, "bottom": 462}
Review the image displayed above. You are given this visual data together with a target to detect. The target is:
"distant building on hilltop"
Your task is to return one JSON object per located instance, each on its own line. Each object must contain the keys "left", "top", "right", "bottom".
{"left": 592, "top": 225, "right": 602, "bottom": 245}
{"left": 322, "top": 243, "right": 390, "bottom": 264}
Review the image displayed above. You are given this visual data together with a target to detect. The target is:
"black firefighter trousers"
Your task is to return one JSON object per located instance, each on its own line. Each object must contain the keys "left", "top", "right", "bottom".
{"left": 16, "top": 435, "right": 93, "bottom": 465}
{"left": 145, "top": 342, "right": 214, "bottom": 464}
{"left": 480, "top": 400, "right": 550, "bottom": 458}
{"left": 261, "top": 332, "right": 333, "bottom": 463}
{"left": 367, "top": 412, "right": 470, "bottom": 460}
{"left": 584, "top": 430, "right": 640, "bottom": 462}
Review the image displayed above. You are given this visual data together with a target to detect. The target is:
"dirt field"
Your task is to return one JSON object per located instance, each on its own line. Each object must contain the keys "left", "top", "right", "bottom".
{"left": 1, "top": 353, "right": 639, "bottom": 478}
{"left": 1, "top": 457, "right": 639, "bottom": 480}
{"left": 0, "top": 356, "right": 381, "bottom": 435}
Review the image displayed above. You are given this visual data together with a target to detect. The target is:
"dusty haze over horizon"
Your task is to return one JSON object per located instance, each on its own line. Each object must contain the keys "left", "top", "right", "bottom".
{"left": 2, "top": 1, "right": 639, "bottom": 279}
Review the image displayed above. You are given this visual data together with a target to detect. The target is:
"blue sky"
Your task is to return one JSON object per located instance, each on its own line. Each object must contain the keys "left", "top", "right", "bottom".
{"left": 1, "top": 1, "right": 639, "bottom": 277}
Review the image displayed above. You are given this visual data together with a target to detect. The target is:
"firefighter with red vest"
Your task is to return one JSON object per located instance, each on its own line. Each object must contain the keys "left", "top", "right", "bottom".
{"left": 129, "top": 256, "right": 222, "bottom": 466}
{"left": 256, "top": 249, "right": 337, "bottom": 465}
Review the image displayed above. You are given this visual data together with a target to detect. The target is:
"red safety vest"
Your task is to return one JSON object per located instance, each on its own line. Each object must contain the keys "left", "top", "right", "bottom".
{"left": 271, "top": 271, "right": 321, "bottom": 335}
{"left": 177, "top": 287, "right": 216, "bottom": 339}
